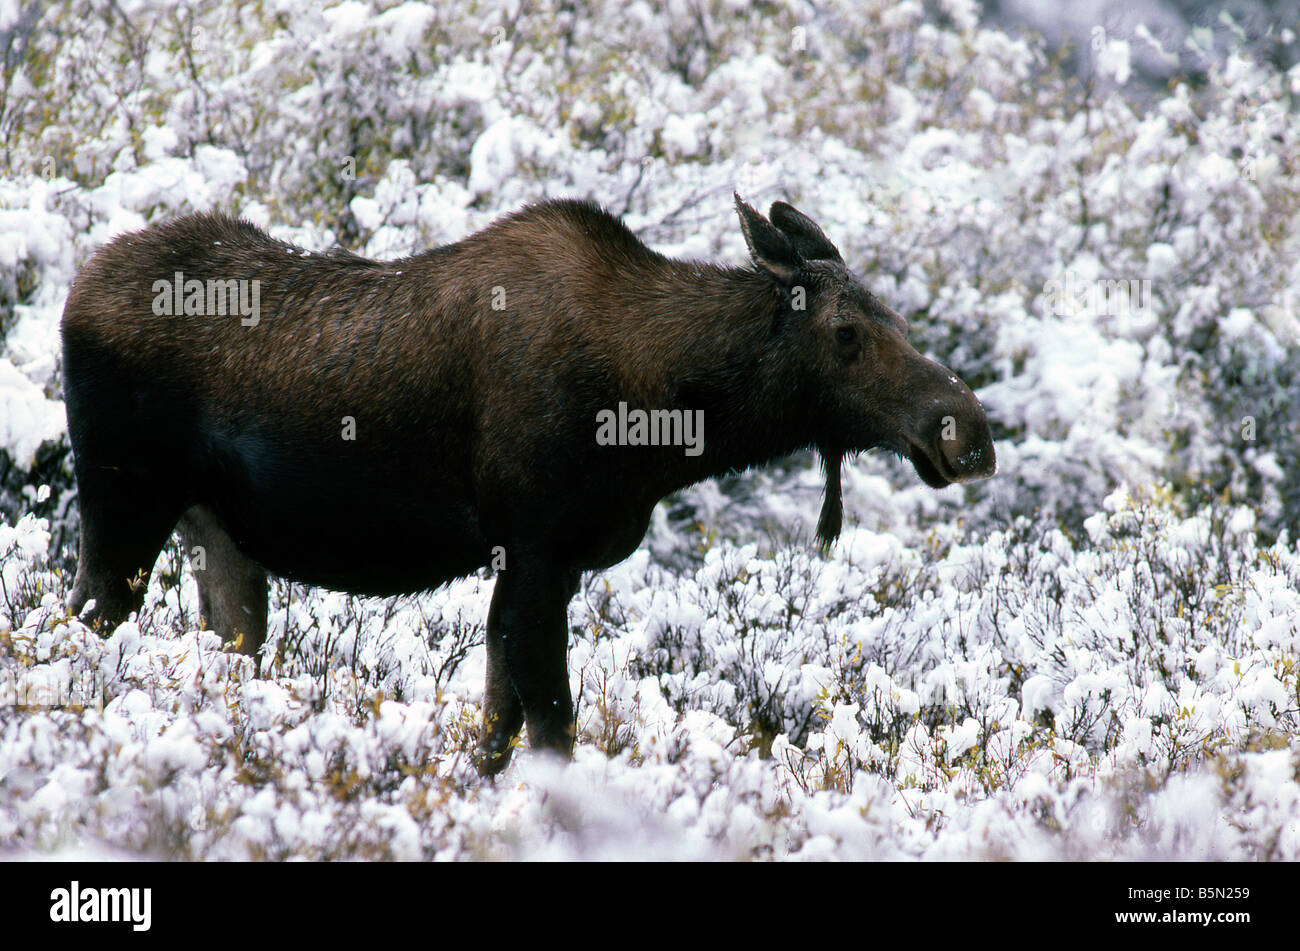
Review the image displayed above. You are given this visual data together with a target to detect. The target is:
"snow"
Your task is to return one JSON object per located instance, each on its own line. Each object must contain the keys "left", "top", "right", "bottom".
{"left": 0, "top": 361, "right": 63, "bottom": 468}
{"left": 1097, "top": 39, "right": 1133, "bottom": 85}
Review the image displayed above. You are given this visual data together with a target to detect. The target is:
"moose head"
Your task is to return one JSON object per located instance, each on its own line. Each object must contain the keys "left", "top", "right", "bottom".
{"left": 733, "top": 195, "right": 996, "bottom": 543}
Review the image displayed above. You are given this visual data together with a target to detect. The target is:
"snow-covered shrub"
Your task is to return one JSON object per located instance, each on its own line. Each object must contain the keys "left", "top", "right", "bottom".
{"left": 3, "top": 483, "right": 1297, "bottom": 859}
{"left": 4, "top": 0, "right": 1299, "bottom": 539}
{"left": 618, "top": 486, "right": 1300, "bottom": 797}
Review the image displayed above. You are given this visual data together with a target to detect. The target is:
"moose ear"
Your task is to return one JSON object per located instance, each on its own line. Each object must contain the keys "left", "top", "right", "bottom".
{"left": 769, "top": 202, "right": 842, "bottom": 263}
{"left": 734, "top": 193, "right": 802, "bottom": 286}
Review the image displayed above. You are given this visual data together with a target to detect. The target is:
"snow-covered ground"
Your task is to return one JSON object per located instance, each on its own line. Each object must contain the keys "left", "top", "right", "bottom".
{"left": 0, "top": 0, "right": 1297, "bottom": 860}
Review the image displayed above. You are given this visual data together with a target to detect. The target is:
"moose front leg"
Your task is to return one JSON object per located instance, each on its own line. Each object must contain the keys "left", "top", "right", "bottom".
{"left": 477, "top": 559, "right": 580, "bottom": 777}
{"left": 478, "top": 608, "right": 524, "bottom": 776}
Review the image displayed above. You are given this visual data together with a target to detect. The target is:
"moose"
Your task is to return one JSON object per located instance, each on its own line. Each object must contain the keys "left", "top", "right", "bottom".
{"left": 61, "top": 194, "right": 996, "bottom": 775}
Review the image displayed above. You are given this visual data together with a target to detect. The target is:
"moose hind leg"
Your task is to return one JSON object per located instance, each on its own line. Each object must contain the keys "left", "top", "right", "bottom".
{"left": 177, "top": 506, "right": 268, "bottom": 659}
{"left": 68, "top": 468, "right": 186, "bottom": 635}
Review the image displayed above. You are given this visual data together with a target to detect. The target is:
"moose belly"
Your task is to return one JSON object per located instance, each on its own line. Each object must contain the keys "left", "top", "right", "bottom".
{"left": 217, "top": 498, "right": 488, "bottom": 596}
{"left": 194, "top": 421, "right": 487, "bottom": 596}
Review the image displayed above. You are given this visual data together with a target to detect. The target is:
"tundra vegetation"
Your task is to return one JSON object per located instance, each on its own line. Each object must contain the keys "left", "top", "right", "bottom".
{"left": 0, "top": 0, "right": 1298, "bottom": 860}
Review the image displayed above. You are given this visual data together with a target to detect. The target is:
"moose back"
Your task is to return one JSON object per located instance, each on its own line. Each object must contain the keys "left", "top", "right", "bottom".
{"left": 61, "top": 195, "right": 996, "bottom": 774}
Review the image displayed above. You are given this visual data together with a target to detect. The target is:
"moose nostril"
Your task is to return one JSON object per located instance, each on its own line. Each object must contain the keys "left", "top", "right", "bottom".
{"left": 934, "top": 412, "right": 997, "bottom": 475}
{"left": 953, "top": 445, "right": 989, "bottom": 472}
{"left": 938, "top": 430, "right": 996, "bottom": 478}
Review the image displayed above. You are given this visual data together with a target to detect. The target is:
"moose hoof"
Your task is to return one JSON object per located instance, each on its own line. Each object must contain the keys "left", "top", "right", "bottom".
{"left": 476, "top": 734, "right": 518, "bottom": 779}
{"left": 475, "top": 750, "right": 513, "bottom": 779}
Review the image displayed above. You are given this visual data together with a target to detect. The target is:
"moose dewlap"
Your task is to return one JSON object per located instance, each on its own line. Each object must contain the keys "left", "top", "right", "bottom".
{"left": 61, "top": 195, "right": 995, "bottom": 775}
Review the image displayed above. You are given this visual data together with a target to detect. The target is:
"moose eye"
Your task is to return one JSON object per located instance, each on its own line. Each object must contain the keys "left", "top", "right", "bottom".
{"left": 835, "top": 325, "right": 857, "bottom": 345}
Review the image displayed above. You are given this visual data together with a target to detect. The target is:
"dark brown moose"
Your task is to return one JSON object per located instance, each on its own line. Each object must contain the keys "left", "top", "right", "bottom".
{"left": 61, "top": 195, "right": 996, "bottom": 775}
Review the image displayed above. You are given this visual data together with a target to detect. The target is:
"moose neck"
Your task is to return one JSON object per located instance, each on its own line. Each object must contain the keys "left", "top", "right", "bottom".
{"left": 629, "top": 261, "right": 818, "bottom": 491}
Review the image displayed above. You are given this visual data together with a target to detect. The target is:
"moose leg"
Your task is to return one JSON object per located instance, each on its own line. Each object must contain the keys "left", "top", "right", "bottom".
{"left": 68, "top": 468, "right": 184, "bottom": 635}
{"left": 176, "top": 505, "right": 268, "bottom": 660}
{"left": 477, "top": 559, "right": 579, "bottom": 776}
{"left": 478, "top": 609, "right": 525, "bottom": 776}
